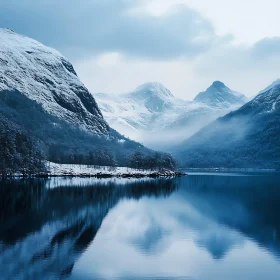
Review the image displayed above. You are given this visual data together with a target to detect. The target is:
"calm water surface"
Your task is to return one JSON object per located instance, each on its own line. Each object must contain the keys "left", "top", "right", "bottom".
{"left": 1, "top": 172, "right": 280, "bottom": 280}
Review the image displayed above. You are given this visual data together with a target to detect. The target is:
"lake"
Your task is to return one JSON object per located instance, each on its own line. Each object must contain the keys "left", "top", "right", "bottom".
{"left": 1, "top": 172, "right": 280, "bottom": 280}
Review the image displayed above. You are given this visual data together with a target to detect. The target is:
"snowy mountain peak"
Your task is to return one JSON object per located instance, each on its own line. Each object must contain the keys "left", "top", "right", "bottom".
{"left": 124, "top": 82, "right": 174, "bottom": 113}
{"left": 134, "top": 82, "right": 174, "bottom": 99}
{"left": 194, "top": 81, "right": 247, "bottom": 108}
{"left": 211, "top": 80, "right": 226, "bottom": 89}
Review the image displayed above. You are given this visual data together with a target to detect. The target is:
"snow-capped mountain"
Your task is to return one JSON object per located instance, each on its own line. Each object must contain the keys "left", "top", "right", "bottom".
{"left": 0, "top": 28, "right": 108, "bottom": 136}
{"left": 94, "top": 81, "right": 247, "bottom": 147}
{"left": 194, "top": 81, "right": 247, "bottom": 108}
{"left": 173, "top": 81, "right": 280, "bottom": 168}
{"left": 0, "top": 29, "right": 150, "bottom": 165}
{"left": 95, "top": 82, "right": 183, "bottom": 138}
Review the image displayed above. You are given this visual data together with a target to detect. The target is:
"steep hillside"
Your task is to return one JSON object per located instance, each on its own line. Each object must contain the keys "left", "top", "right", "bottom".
{"left": 0, "top": 28, "right": 108, "bottom": 135}
{"left": 173, "top": 83, "right": 280, "bottom": 168}
{"left": 0, "top": 29, "right": 150, "bottom": 166}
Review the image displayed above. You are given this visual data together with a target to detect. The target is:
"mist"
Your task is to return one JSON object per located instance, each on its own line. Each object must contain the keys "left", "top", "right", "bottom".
{"left": 114, "top": 108, "right": 235, "bottom": 151}
{"left": 172, "top": 113, "right": 253, "bottom": 168}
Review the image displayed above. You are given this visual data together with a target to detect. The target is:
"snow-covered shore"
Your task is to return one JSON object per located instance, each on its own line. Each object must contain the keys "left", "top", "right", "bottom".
{"left": 44, "top": 162, "right": 185, "bottom": 178}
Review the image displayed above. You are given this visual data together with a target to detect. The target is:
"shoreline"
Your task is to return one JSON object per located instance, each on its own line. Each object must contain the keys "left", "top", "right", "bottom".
{"left": 1, "top": 171, "right": 186, "bottom": 179}
{"left": 45, "top": 162, "right": 186, "bottom": 178}
{"left": 1, "top": 162, "right": 186, "bottom": 179}
{"left": 35, "top": 171, "right": 186, "bottom": 179}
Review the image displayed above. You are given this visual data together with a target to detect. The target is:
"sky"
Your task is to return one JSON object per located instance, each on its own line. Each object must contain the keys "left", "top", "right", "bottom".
{"left": 1, "top": 0, "right": 280, "bottom": 99}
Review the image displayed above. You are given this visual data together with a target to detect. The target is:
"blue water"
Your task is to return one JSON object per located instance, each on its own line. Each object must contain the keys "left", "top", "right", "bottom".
{"left": 1, "top": 173, "right": 280, "bottom": 280}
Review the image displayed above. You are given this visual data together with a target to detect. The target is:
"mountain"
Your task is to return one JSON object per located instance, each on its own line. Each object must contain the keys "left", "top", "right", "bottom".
{"left": 94, "top": 82, "right": 247, "bottom": 148}
{"left": 173, "top": 82, "right": 280, "bottom": 168}
{"left": 0, "top": 28, "right": 150, "bottom": 165}
{"left": 0, "top": 28, "right": 108, "bottom": 135}
{"left": 194, "top": 81, "right": 247, "bottom": 108}
{"left": 123, "top": 82, "right": 174, "bottom": 113}
{"left": 95, "top": 82, "right": 180, "bottom": 138}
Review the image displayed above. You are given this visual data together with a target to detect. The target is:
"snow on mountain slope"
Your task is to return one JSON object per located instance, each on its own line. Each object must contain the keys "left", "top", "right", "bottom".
{"left": 0, "top": 28, "right": 109, "bottom": 136}
{"left": 94, "top": 82, "right": 247, "bottom": 147}
{"left": 248, "top": 83, "right": 280, "bottom": 113}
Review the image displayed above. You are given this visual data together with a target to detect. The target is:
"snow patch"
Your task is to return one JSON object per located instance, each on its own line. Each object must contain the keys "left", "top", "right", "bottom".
{"left": 46, "top": 162, "right": 180, "bottom": 177}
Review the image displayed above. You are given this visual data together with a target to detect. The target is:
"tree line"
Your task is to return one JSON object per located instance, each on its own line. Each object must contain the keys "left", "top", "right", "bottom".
{"left": 0, "top": 118, "right": 45, "bottom": 177}
{"left": 127, "top": 150, "right": 178, "bottom": 171}
{"left": 0, "top": 117, "right": 178, "bottom": 176}
{"left": 49, "top": 147, "right": 178, "bottom": 171}
{"left": 48, "top": 145, "right": 117, "bottom": 166}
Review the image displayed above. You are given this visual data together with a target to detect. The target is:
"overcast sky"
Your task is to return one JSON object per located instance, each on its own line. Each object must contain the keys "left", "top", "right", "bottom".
{"left": 1, "top": 0, "right": 280, "bottom": 99}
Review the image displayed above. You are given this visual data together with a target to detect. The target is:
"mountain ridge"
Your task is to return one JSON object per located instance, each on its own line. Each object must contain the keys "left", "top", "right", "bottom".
{"left": 0, "top": 28, "right": 109, "bottom": 136}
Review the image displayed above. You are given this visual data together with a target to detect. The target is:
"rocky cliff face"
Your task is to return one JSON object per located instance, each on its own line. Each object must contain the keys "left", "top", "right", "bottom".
{"left": 0, "top": 28, "right": 109, "bottom": 136}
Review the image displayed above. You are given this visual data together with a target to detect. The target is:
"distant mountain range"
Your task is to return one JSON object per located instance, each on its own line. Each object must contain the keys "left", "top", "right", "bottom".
{"left": 94, "top": 81, "right": 247, "bottom": 148}
{"left": 173, "top": 80, "right": 280, "bottom": 168}
{"left": 0, "top": 28, "right": 150, "bottom": 165}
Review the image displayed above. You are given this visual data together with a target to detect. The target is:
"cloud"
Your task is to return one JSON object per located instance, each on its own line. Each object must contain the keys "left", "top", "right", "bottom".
{"left": 0, "top": 0, "right": 221, "bottom": 60}
{"left": 252, "top": 37, "right": 280, "bottom": 58}
{"left": 1, "top": 0, "right": 280, "bottom": 99}
{"left": 192, "top": 36, "right": 280, "bottom": 97}
{"left": 74, "top": 33, "right": 280, "bottom": 99}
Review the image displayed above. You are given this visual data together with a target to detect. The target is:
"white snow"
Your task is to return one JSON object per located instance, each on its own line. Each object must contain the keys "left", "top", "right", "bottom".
{"left": 46, "top": 162, "right": 178, "bottom": 177}
{"left": 94, "top": 82, "right": 247, "bottom": 145}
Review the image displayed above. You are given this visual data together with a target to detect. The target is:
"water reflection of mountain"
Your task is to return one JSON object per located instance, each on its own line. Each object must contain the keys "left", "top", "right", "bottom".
{"left": 0, "top": 178, "right": 177, "bottom": 279}
{"left": 1, "top": 175, "right": 280, "bottom": 279}
{"left": 178, "top": 174, "right": 280, "bottom": 259}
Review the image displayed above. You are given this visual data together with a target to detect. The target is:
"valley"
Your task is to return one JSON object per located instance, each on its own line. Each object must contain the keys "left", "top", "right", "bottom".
{"left": 0, "top": 28, "right": 279, "bottom": 174}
